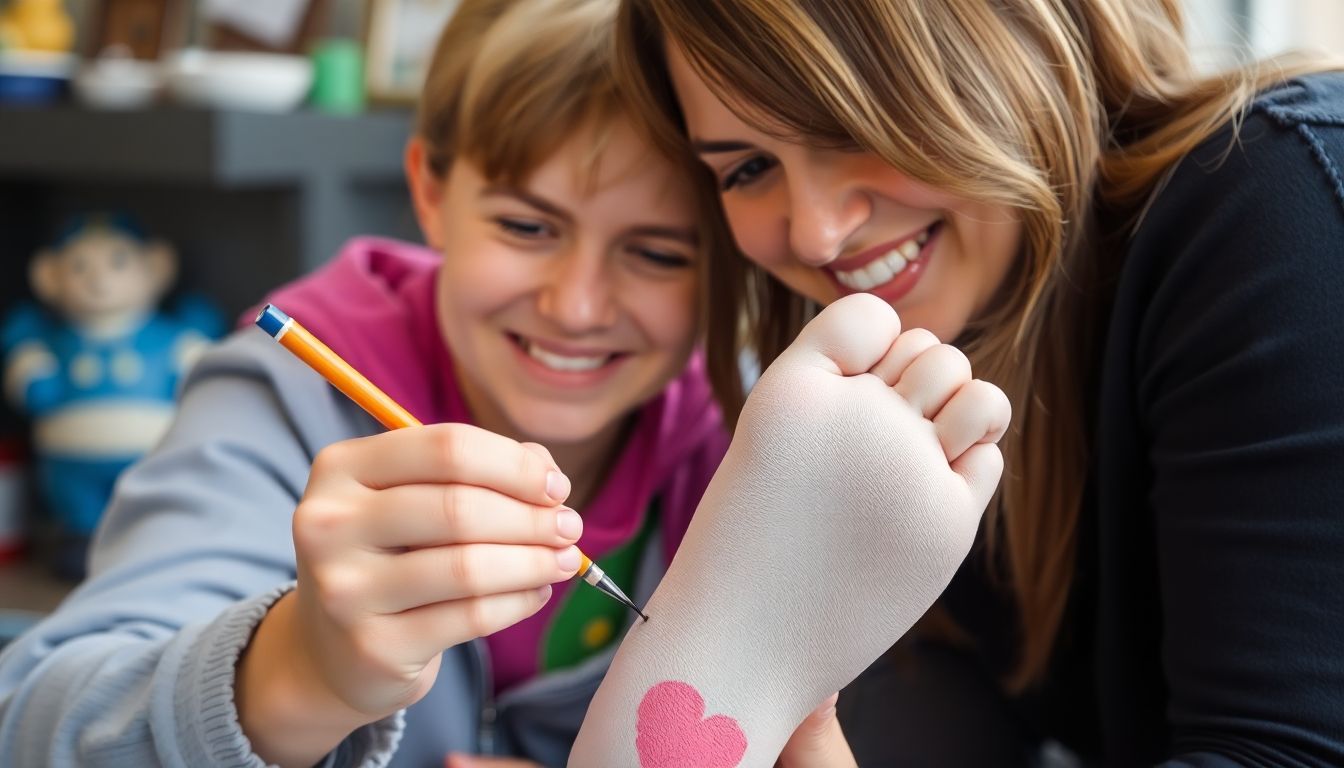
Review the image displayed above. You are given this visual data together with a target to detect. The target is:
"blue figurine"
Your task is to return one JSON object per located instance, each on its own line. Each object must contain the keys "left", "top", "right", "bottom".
{"left": 0, "top": 214, "right": 221, "bottom": 579}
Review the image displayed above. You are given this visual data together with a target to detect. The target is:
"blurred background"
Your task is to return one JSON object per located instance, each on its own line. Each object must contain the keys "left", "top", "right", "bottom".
{"left": 0, "top": 0, "right": 1341, "bottom": 641}
{"left": 1187, "top": 0, "right": 1344, "bottom": 69}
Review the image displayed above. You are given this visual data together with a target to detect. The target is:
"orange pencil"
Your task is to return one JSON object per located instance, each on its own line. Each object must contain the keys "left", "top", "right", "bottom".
{"left": 255, "top": 303, "right": 647, "bottom": 621}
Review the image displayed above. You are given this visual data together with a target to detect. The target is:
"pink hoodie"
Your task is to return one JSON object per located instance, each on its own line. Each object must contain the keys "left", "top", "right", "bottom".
{"left": 250, "top": 237, "right": 729, "bottom": 691}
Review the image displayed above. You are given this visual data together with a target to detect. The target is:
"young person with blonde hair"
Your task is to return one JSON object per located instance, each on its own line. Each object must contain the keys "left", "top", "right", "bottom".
{"left": 568, "top": 1, "right": 1344, "bottom": 765}
{"left": 1, "top": 0, "right": 937, "bottom": 765}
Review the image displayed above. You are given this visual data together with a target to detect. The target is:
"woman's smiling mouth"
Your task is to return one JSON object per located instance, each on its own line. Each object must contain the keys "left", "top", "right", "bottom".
{"left": 829, "top": 221, "right": 943, "bottom": 295}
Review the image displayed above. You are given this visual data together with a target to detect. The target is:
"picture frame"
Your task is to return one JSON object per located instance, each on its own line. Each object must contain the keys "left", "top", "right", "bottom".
{"left": 205, "top": 0, "right": 332, "bottom": 56}
{"left": 364, "top": 0, "right": 461, "bottom": 104}
{"left": 84, "top": 0, "right": 188, "bottom": 60}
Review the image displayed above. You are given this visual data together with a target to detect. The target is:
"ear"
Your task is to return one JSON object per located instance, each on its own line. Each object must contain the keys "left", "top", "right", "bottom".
{"left": 29, "top": 249, "right": 62, "bottom": 305}
{"left": 405, "top": 137, "right": 448, "bottom": 250}
{"left": 144, "top": 240, "right": 178, "bottom": 296}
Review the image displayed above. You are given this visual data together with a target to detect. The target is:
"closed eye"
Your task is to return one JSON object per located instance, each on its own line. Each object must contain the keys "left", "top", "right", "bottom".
{"left": 632, "top": 247, "right": 692, "bottom": 269}
{"left": 496, "top": 217, "right": 553, "bottom": 239}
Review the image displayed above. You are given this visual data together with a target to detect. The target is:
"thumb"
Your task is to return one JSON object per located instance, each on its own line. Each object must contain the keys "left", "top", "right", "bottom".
{"left": 778, "top": 693, "right": 858, "bottom": 768}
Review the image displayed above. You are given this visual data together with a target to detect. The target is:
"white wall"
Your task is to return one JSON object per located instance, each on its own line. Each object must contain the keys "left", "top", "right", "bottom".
{"left": 1184, "top": 0, "right": 1251, "bottom": 71}
{"left": 1184, "top": 0, "right": 1344, "bottom": 70}
{"left": 1245, "top": 0, "right": 1344, "bottom": 58}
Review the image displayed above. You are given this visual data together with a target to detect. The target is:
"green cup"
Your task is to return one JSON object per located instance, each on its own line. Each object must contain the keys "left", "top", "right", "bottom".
{"left": 310, "top": 38, "right": 366, "bottom": 114}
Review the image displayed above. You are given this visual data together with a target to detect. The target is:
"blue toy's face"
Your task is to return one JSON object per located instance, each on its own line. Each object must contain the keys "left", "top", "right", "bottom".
{"left": 44, "top": 230, "right": 166, "bottom": 318}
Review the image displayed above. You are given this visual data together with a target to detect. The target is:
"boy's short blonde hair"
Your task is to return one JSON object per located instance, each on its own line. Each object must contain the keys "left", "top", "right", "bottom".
{"left": 416, "top": 0, "right": 622, "bottom": 183}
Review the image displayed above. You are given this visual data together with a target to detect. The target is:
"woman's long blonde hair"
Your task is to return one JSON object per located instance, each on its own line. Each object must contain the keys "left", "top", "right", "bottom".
{"left": 616, "top": 0, "right": 1332, "bottom": 689}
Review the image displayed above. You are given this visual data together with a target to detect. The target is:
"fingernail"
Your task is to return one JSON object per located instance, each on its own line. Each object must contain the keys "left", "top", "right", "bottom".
{"left": 556, "top": 546, "right": 581, "bottom": 573}
{"left": 536, "top": 583, "right": 553, "bottom": 602}
{"left": 556, "top": 508, "right": 583, "bottom": 540}
{"left": 546, "top": 471, "right": 571, "bottom": 502}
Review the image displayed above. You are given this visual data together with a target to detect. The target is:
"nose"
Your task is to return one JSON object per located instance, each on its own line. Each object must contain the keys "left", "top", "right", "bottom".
{"left": 83, "top": 263, "right": 110, "bottom": 291}
{"left": 786, "top": 155, "right": 870, "bottom": 267}
{"left": 536, "top": 243, "right": 619, "bottom": 333}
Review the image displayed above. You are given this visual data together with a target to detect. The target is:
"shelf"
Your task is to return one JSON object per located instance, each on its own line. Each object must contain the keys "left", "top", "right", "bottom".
{"left": 0, "top": 104, "right": 421, "bottom": 301}
{"left": 0, "top": 105, "right": 413, "bottom": 186}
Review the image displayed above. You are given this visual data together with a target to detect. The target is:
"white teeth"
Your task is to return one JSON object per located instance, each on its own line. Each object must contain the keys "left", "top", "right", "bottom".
{"left": 525, "top": 341, "right": 609, "bottom": 372}
{"left": 832, "top": 226, "right": 935, "bottom": 291}
{"left": 834, "top": 245, "right": 912, "bottom": 291}
{"left": 863, "top": 258, "right": 894, "bottom": 287}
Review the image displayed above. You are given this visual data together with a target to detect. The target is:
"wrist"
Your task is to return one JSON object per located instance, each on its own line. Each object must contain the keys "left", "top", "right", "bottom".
{"left": 236, "top": 590, "right": 372, "bottom": 768}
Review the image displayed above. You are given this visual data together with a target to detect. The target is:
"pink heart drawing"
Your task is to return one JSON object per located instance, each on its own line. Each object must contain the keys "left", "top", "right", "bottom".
{"left": 635, "top": 680, "right": 748, "bottom": 768}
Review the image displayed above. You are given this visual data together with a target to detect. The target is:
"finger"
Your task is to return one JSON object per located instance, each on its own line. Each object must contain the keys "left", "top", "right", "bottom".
{"left": 868, "top": 327, "right": 940, "bottom": 386}
{"left": 803, "top": 692, "right": 839, "bottom": 721}
{"left": 520, "top": 441, "right": 556, "bottom": 465}
{"left": 785, "top": 293, "right": 902, "bottom": 376}
{"left": 359, "top": 483, "right": 582, "bottom": 549}
{"left": 368, "top": 543, "right": 581, "bottom": 612}
{"left": 950, "top": 442, "right": 1006, "bottom": 512}
{"left": 778, "top": 692, "right": 857, "bottom": 768}
{"left": 316, "top": 423, "right": 569, "bottom": 505}
{"left": 932, "top": 379, "right": 1012, "bottom": 461}
{"left": 388, "top": 584, "right": 553, "bottom": 657}
{"left": 520, "top": 442, "right": 570, "bottom": 503}
{"left": 893, "top": 344, "right": 972, "bottom": 419}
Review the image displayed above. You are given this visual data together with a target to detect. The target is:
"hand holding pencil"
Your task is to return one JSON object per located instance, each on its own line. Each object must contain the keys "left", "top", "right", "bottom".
{"left": 255, "top": 304, "right": 644, "bottom": 618}
{"left": 237, "top": 305, "right": 614, "bottom": 762}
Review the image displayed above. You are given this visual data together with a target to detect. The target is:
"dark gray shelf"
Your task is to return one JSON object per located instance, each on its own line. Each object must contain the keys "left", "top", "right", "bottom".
{"left": 0, "top": 105, "right": 412, "bottom": 186}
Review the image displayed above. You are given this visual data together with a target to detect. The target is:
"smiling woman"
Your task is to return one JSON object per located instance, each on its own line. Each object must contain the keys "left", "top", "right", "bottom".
{"left": 606, "top": 0, "right": 1344, "bottom": 764}
{"left": 672, "top": 50, "right": 1022, "bottom": 345}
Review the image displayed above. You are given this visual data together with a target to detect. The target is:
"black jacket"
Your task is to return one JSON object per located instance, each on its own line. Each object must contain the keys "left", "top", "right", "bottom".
{"left": 938, "top": 73, "right": 1344, "bottom": 767}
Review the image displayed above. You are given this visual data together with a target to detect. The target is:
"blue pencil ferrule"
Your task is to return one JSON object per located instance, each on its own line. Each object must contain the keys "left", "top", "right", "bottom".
{"left": 255, "top": 304, "right": 292, "bottom": 339}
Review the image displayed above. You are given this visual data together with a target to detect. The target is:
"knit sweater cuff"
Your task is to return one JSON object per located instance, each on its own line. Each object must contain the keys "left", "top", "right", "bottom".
{"left": 175, "top": 583, "right": 405, "bottom": 767}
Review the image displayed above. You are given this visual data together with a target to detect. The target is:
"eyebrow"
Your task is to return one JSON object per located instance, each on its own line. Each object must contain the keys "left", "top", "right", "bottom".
{"left": 481, "top": 185, "right": 572, "bottom": 222}
{"left": 691, "top": 139, "right": 754, "bottom": 154}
